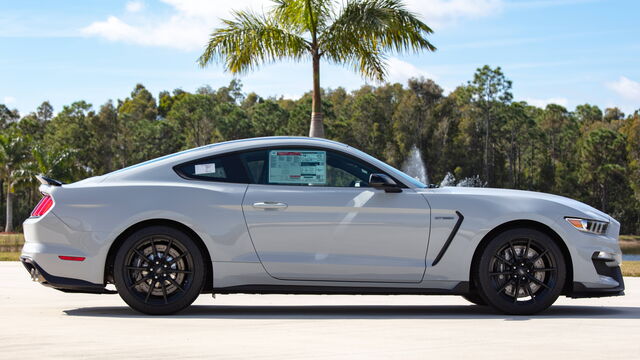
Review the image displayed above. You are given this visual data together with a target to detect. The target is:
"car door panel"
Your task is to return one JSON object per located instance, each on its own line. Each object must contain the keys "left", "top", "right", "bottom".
{"left": 242, "top": 185, "right": 431, "bottom": 283}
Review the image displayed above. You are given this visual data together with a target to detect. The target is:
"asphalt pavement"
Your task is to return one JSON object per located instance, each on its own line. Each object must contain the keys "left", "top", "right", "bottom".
{"left": 0, "top": 262, "right": 638, "bottom": 359}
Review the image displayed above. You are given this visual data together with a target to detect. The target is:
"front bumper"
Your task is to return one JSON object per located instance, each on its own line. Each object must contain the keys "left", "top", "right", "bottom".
{"left": 20, "top": 256, "right": 115, "bottom": 294}
{"left": 568, "top": 254, "right": 625, "bottom": 298}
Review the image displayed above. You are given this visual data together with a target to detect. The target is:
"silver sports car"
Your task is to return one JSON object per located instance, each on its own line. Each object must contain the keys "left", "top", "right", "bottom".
{"left": 21, "top": 137, "right": 624, "bottom": 315}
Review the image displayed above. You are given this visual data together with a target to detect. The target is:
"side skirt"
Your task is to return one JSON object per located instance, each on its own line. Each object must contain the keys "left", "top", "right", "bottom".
{"left": 213, "top": 282, "right": 470, "bottom": 296}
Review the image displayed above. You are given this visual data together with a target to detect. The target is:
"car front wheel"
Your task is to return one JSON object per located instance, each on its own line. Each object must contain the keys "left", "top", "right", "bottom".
{"left": 113, "top": 225, "right": 206, "bottom": 315}
{"left": 475, "top": 228, "right": 566, "bottom": 315}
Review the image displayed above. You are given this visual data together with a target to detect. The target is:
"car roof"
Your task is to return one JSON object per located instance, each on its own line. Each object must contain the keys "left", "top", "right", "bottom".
{"left": 103, "top": 137, "right": 351, "bottom": 182}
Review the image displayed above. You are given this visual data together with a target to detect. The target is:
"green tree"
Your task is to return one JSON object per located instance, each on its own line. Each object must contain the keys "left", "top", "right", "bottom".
{"left": 167, "top": 94, "right": 217, "bottom": 148}
{"left": 198, "top": 0, "right": 435, "bottom": 138}
{"left": 579, "top": 127, "right": 634, "bottom": 226}
{"left": 467, "top": 66, "right": 513, "bottom": 185}
{"left": 0, "top": 105, "right": 20, "bottom": 129}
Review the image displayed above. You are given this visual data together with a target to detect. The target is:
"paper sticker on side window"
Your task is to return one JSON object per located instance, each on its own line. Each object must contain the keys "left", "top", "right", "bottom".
{"left": 194, "top": 163, "right": 216, "bottom": 175}
{"left": 268, "top": 150, "right": 326, "bottom": 184}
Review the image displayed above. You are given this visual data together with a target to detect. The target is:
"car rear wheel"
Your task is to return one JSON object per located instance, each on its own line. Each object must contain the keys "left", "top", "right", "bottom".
{"left": 113, "top": 226, "right": 206, "bottom": 315}
{"left": 475, "top": 228, "right": 566, "bottom": 315}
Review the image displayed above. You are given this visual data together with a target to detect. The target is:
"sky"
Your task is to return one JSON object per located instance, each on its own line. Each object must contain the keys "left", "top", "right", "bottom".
{"left": 1, "top": 0, "right": 639, "bottom": 116}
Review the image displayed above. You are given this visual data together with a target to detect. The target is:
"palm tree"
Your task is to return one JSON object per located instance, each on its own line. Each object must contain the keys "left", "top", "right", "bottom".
{"left": 0, "top": 128, "right": 30, "bottom": 232}
{"left": 199, "top": 0, "right": 435, "bottom": 138}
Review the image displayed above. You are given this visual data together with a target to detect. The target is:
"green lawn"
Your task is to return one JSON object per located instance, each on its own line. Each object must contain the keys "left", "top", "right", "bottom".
{"left": 0, "top": 233, "right": 23, "bottom": 261}
{"left": 3, "top": 233, "right": 640, "bottom": 277}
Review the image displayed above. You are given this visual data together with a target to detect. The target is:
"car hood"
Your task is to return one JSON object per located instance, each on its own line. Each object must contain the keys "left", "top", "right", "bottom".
{"left": 418, "top": 186, "right": 613, "bottom": 223}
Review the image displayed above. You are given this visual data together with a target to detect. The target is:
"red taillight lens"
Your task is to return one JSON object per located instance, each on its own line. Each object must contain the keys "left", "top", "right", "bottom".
{"left": 31, "top": 195, "right": 54, "bottom": 217}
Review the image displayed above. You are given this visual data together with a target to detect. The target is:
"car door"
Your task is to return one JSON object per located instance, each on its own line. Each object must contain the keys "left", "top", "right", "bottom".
{"left": 240, "top": 147, "right": 431, "bottom": 283}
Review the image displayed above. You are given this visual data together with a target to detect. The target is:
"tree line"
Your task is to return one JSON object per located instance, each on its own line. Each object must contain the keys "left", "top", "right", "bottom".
{"left": 1, "top": 65, "right": 639, "bottom": 233}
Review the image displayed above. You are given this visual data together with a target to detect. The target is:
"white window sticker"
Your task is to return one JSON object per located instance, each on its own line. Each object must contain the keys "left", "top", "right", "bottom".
{"left": 268, "top": 150, "right": 326, "bottom": 184}
{"left": 194, "top": 163, "right": 216, "bottom": 175}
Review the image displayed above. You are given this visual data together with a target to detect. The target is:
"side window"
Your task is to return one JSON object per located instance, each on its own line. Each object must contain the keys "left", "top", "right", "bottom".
{"left": 242, "top": 148, "right": 378, "bottom": 187}
{"left": 175, "top": 154, "right": 249, "bottom": 183}
{"left": 326, "top": 151, "right": 375, "bottom": 187}
{"left": 238, "top": 150, "right": 268, "bottom": 184}
{"left": 268, "top": 150, "right": 327, "bottom": 185}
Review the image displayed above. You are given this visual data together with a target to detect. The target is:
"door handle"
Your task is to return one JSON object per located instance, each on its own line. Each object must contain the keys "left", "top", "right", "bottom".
{"left": 252, "top": 201, "right": 288, "bottom": 209}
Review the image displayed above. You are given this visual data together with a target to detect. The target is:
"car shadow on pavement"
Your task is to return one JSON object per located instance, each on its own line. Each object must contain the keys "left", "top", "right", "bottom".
{"left": 64, "top": 304, "right": 640, "bottom": 320}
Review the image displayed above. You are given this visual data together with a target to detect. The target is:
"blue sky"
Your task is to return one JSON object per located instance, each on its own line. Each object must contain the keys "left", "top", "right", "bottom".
{"left": 1, "top": 0, "right": 639, "bottom": 116}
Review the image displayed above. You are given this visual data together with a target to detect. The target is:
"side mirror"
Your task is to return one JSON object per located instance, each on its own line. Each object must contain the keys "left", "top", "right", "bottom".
{"left": 369, "top": 173, "right": 402, "bottom": 193}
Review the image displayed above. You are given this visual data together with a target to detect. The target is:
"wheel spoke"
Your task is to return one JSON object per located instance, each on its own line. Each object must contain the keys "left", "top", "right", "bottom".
{"left": 151, "top": 238, "right": 159, "bottom": 258}
{"left": 126, "top": 266, "right": 149, "bottom": 271}
{"left": 494, "top": 254, "right": 513, "bottom": 266}
{"left": 524, "top": 239, "right": 531, "bottom": 259}
{"left": 496, "top": 278, "right": 514, "bottom": 294}
{"left": 166, "top": 238, "right": 174, "bottom": 257}
{"left": 168, "top": 252, "right": 189, "bottom": 265}
{"left": 525, "top": 282, "right": 536, "bottom": 302}
{"left": 166, "top": 276, "right": 185, "bottom": 293}
{"left": 513, "top": 278, "right": 520, "bottom": 302}
{"left": 144, "top": 280, "right": 156, "bottom": 303}
{"left": 128, "top": 273, "right": 152, "bottom": 288}
{"left": 526, "top": 274, "right": 551, "bottom": 289}
{"left": 508, "top": 241, "right": 518, "bottom": 260}
{"left": 168, "top": 269, "right": 192, "bottom": 274}
{"left": 532, "top": 268, "right": 556, "bottom": 273}
{"left": 530, "top": 249, "right": 549, "bottom": 263}
{"left": 133, "top": 249, "right": 148, "bottom": 262}
{"left": 161, "top": 280, "right": 168, "bottom": 304}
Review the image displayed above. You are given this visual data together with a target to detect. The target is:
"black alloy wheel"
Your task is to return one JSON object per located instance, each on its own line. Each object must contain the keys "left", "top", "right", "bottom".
{"left": 475, "top": 228, "right": 566, "bottom": 315}
{"left": 114, "top": 225, "right": 205, "bottom": 315}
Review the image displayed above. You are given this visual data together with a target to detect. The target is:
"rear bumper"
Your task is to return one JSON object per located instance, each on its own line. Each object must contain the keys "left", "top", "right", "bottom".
{"left": 20, "top": 256, "right": 114, "bottom": 294}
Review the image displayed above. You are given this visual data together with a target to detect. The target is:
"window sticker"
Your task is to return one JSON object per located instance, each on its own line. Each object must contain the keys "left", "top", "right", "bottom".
{"left": 268, "top": 150, "right": 326, "bottom": 184}
{"left": 194, "top": 163, "right": 216, "bottom": 175}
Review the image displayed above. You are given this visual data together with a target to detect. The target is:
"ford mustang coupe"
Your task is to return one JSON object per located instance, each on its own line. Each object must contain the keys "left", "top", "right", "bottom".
{"left": 21, "top": 137, "right": 624, "bottom": 315}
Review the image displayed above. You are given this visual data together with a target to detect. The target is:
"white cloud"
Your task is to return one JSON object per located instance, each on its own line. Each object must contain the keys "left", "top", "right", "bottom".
{"left": 387, "top": 57, "right": 436, "bottom": 84}
{"left": 3, "top": 96, "right": 16, "bottom": 105}
{"left": 126, "top": 1, "right": 145, "bottom": 13}
{"left": 405, "top": 0, "right": 504, "bottom": 28}
{"left": 607, "top": 76, "right": 640, "bottom": 102}
{"left": 82, "top": 0, "right": 266, "bottom": 51}
{"left": 82, "top": 0, "right": 502, "bottom": 51}
{"left": 524, "top": 97, "right": 569, "bottom": 108}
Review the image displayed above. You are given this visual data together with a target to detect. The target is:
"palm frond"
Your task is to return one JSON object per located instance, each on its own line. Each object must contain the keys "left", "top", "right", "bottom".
{"left": 321, "top": 0, "right": 435, "bottom": 80}
{"left": 271, "top": 0, "right": 333, "bottom": 34}
{"left": 198, "top": 10, "right": 311, "bottom": 73}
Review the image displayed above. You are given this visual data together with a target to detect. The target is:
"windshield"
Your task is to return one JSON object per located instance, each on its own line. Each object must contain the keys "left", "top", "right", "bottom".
{"left": 349, "top": 147, "right": 428, "bottom": 188}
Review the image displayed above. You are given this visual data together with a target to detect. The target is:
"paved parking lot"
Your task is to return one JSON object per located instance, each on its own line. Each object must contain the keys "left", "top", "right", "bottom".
{"left": 0, "top": 262, "right": 638, "bottom": 359}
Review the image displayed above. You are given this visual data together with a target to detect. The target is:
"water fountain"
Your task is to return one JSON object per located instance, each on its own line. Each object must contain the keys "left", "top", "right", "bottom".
{"left": 401, "top": 146, "right": 429, "bottom": 184}
{"left": 439, "top": 172, "right": 486, "bottom": 187}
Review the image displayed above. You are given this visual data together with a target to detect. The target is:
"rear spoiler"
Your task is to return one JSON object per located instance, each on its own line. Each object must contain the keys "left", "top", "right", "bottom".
{"left": 36, "top": 174, "right": 63, "bottom": 187}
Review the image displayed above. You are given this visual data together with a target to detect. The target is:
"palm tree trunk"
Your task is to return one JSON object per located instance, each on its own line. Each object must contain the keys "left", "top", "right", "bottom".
{"left": 309, "top": 54, "right": 324, "bottom": 138}
{"left": 5, "top": 181, "right": 13, "bottom": 233}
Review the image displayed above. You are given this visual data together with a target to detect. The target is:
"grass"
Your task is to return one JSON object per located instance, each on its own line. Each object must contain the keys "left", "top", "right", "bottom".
{"left": 0, "top": 233, "right": 24, "bottom": 261}
{"left": 2, "top": 232, "right": 640, "bottom": 277}
{"left": 622, "top": 261, "right": 640, "bottom": 277}
{"left": 0, "top": 252, "right": 20, "bottom": 261}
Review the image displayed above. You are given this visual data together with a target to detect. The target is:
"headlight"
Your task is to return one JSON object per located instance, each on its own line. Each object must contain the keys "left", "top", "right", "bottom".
{"left": 565, "top": 217, "right": 608, "bottom": 235}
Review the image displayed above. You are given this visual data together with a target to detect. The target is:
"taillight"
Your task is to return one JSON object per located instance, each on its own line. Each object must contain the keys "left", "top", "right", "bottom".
{"left": 31, "top": 195, "right": 54, "bottom": 217}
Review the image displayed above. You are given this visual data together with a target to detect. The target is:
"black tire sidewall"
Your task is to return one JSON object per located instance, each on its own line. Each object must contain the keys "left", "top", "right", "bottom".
{"left": 113, "top": 225, "right": 206, "bottom": 315}
{"left": 475, "top": 228, "right": 566, "bottom": 315}
{"left": 462, "top": 293, "right": 487, "bottom": 306}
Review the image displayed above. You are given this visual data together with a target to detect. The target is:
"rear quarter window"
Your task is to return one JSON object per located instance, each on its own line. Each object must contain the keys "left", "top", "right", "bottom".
{"left": 175, "top": 154, "right": 249, "bottom": 183}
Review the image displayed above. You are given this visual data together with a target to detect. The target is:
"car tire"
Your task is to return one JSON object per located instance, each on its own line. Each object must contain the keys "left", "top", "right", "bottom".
{"left": 113, "top": 225, "right": 206, "bottom": 315}
{"left": 462, "top": 293, "right": 487, "bottom": 306}
{"left": 474, "top": 228, "right": 566, "bottom": 315}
